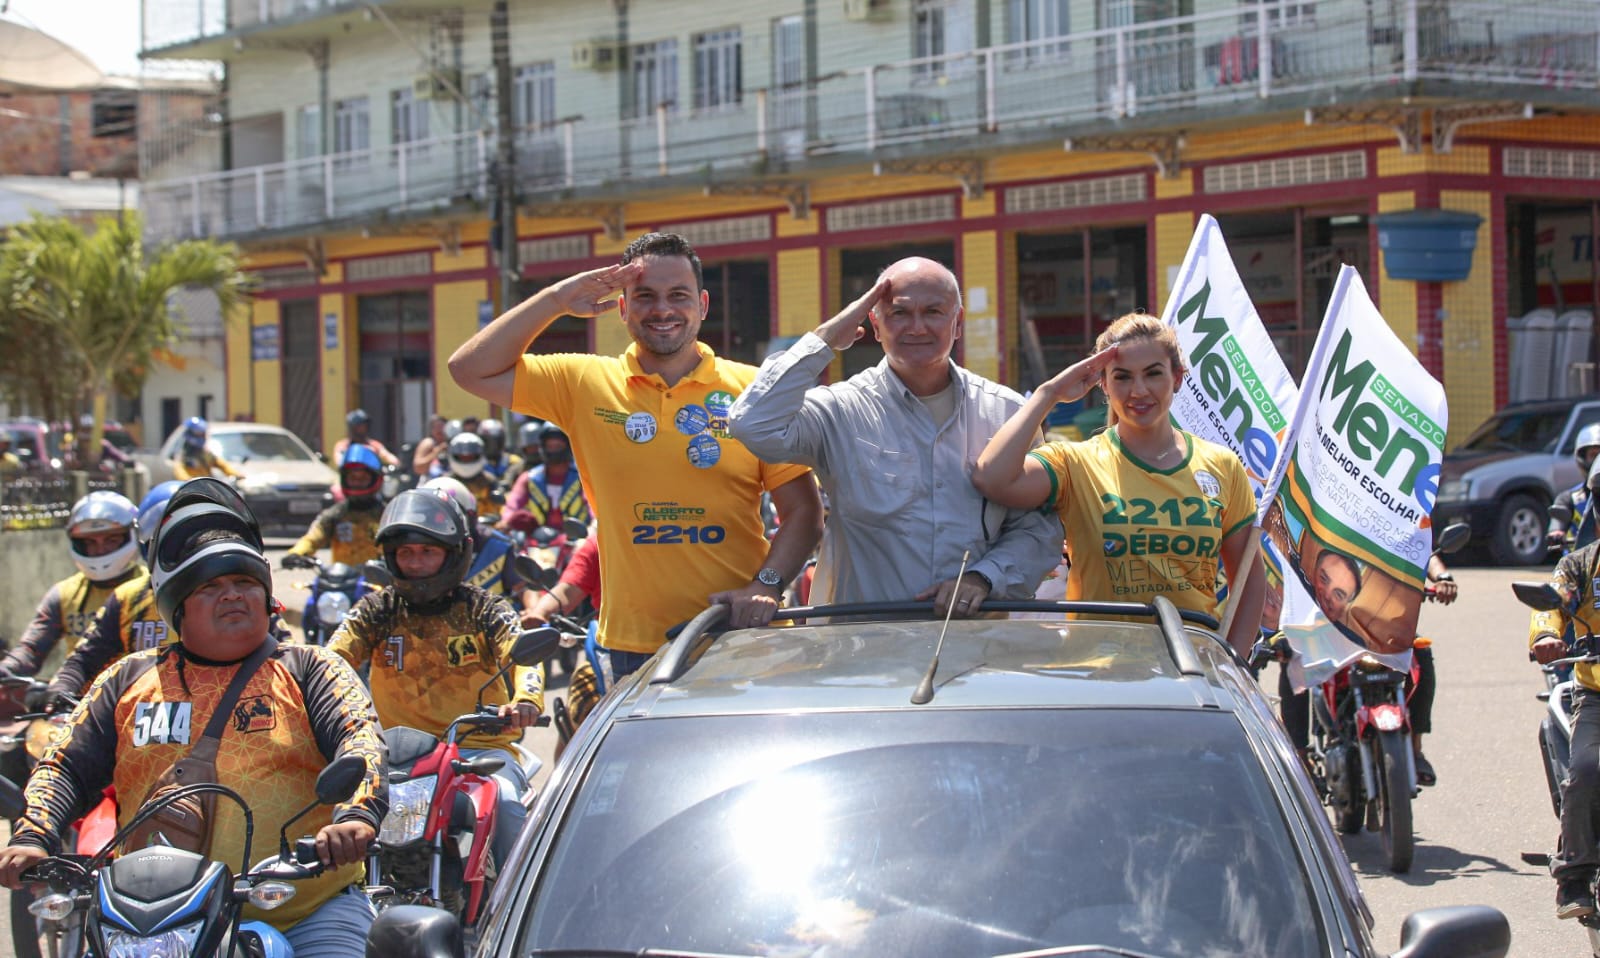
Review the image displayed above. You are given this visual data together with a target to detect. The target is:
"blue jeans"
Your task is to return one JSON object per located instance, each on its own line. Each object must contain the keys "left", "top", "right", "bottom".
{"left": 282, "top": 885, "right": 374, "bottom": 958}
{"left": 599, "top": 648, "right": 653, "bottom": 682}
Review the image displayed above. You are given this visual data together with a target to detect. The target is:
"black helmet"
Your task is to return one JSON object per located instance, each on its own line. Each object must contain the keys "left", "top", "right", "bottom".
{"left": 376, "top": 488, "right": 472, "bottom": 606}
{"left": 149, "top": 478, "right": 273, "bottom": 633}
{"left": 346, "top": 409, "right": 372, "bottom": 430}
{"left": 478, "top": 418, "right": 506, "bottom": 460}
{"left": 538, "top": 422, "right": 571, "bottom": 465}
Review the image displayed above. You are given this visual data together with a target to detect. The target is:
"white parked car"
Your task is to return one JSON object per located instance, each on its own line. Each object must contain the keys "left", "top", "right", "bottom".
{"left": 147, "top": 422, "right": 336, "bottom": 536}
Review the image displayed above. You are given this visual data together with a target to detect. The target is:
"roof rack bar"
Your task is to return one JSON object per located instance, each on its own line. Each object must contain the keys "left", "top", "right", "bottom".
{"left": 1152, "top": 595, "right": 1205, "bottom": 676}
{"left": 649, "top": 603, "right": 729, "bottom": 686}
{"left": 769, "top": 599, "right": 1219, "bottom": 631}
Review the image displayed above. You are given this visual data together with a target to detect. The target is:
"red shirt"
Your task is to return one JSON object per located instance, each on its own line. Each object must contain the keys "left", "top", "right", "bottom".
{"left": 560, "top": 536, "right": 601, "bottom": 612}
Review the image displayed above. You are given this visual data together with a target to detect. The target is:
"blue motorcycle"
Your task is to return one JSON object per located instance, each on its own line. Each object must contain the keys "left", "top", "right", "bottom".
{"left": 0, "top": 755, "right": 368, "bottom": 958}
{"left": 282, "top": 554, "right": 372, "bottom": 645}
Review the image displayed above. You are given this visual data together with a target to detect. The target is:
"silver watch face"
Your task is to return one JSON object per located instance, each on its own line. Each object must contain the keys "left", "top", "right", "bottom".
{"left": 757, "top": 568, "right": 783, "bottom": 587}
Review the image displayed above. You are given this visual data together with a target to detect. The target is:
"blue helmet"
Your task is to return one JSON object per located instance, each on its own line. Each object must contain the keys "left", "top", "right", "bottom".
{"left": 340, "top": 444, "right": 384, "bottom": 499}
{"left": 136, "top": 481, "right": 184, "bottom": 564}
{"left": 183, "top": 417, "right": 208, "bottom": 438}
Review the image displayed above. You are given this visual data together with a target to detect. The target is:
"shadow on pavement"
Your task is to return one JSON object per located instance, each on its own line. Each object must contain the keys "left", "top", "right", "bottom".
{"left": 1342, "top": 830, "right": 1527, "bottom": 886}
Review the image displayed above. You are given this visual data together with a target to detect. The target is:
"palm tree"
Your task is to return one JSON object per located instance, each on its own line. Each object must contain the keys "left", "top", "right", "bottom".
{"left": 0, "top": 213, "right": 251, "bottom": 462}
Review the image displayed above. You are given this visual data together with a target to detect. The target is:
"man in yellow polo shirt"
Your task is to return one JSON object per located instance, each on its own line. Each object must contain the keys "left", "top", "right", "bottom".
{"left": 450, "top": 232, "right": 823, "bottom": 679}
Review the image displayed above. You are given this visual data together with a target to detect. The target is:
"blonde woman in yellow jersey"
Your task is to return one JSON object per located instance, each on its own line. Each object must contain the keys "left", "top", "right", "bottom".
{"left": 973, "top": 313, "right": 1263, "bottom": 656}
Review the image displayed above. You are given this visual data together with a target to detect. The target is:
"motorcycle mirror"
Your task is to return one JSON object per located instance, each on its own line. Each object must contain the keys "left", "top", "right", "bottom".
{"left": 512, "top": 553, "right": 561, "bottom": 591}
{"left": 315, "top": 754, "right": 369, "bottom": 806}
{"left": 532, "top": 526, "right": 559, "bottom": 547}
{"left": 474, "top": 627, "right": 561, "bottom": 709}
{"left": 362, "top": 560, "right": 393, "bottom": 587}
{"left": 0, "top": 775, "right": 24, "bottom": 820}
{"left": 510, "top": 627, "right": 562, "bottom": 667}
{"left": 365, "top": 905, "right": 464, "bottom": 958}
{"left": 1433, "top": 523, "right": 1471, "bottom": 556}
{"left": 562, "top": 517, "right": 589, "bottom": 541}
{"left": 1511, "top": 581, "right": 1564, "bottom": 612}
{"left": 1551, "top": 503, "right": 1575, "bottom": 523}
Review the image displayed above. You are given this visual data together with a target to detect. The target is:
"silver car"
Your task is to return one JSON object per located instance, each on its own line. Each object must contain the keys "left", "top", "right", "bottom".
{"left": 149, "top": 422, "right": 336, "bottom": 537}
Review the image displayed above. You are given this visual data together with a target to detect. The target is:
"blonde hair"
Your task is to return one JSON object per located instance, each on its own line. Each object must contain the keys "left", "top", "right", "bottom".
{"left": 1094, "top": 312, "right": 1184, "bottom": 428}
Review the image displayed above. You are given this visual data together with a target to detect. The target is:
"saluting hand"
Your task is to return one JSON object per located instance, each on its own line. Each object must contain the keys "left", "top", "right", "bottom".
{"left": 1042, "top": 346, "right": 1120, "bottom": 404}
{"left": 552, "top": 262, "right": 645, "bottom": 318}
{"left": 816, "top": 275, "right": 893, "bottom": 351}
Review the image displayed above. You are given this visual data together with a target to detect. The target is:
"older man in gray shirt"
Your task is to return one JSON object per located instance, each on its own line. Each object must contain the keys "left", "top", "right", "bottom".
{"left": 728, "top": 257, "right": 1061, "bottom": 617}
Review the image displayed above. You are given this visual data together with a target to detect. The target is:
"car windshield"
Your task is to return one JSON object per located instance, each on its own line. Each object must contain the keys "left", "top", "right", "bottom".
{"left": 1455, "top": 407, "right": 1567, "bottom": 454}
{"left": 520, "top": 710, "right": 1322, "bottom": 958}
{"left": 211, "top": 431, "right": 313, "bottom": 462}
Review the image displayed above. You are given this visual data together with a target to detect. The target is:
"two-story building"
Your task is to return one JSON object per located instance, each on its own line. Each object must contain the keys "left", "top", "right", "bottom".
{"left": 139, "top": 0, "right": 1600, "bottom": 454}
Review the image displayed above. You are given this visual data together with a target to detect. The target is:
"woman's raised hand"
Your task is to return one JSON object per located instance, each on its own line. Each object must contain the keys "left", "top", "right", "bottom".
{"left": 1044, "top": 346, "right": 1119, "bottom": 404}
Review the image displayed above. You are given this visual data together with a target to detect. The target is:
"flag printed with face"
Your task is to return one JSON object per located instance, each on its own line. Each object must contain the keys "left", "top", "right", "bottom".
{"left": 1162, "top": 214, "right": 1299, "bottom": 502}
{"left": 1261, "top": 265, "right": 1447, "bottom": 687}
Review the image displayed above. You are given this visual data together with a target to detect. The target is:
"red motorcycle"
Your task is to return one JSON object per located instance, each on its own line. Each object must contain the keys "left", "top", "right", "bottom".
{"left": 366, "top": 628, "right": 557, "bottom": 925}
{"left": 1, "top": 677, "right": 118, "bottom": 958}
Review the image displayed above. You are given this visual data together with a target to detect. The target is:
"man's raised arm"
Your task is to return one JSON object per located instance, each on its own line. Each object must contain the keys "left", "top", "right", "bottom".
{"left": 449, "top": 262, "right": 642, "bottom": 407}
{"left": 727, "top": 276, "right": 889, "bottom": 469}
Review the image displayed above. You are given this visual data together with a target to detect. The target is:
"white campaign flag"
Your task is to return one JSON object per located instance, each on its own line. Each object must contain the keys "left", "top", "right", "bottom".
{"left": 1261, "top": 265, "right": 1448, "bottom": 687}
{"left": 1161, "top": 213, "right": 1300, "bottom": 504}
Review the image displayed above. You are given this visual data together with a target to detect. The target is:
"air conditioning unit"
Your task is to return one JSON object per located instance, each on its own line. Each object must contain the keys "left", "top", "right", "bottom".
{"left": 572, "top": 39, "right": 621, "bottom": 71}
{"left": 413, "top": 69, "right": 460, "bottom": 101}
{"left": 843, "top": 0, "right": 892, "bottom": 22}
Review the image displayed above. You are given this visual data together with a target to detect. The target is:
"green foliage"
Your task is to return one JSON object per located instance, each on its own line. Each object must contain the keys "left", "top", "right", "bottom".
{"left": 0, "top": 213, "right": 250, "bottom": 460}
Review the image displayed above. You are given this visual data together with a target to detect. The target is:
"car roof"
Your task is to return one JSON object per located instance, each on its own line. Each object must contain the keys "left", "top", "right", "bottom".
{"left": 1494, "top": 396, "right": 1600, "bottom": 413}
{"left": 622, "top": 600, "right": 1240, "bottom": 720}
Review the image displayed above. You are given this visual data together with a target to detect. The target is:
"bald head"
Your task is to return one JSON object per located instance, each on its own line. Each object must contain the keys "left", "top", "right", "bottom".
{"left": 879, "top": 257, "right": 962, "bottom": 310}
{"left": 869, "top": 256, "right": 965, "bottom": 392}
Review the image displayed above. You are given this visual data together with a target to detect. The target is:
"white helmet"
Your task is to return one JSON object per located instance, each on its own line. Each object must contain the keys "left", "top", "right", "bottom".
{"left": 421, "top": 476, "right": 478, "bottom": 523}
{"left": 67, "top": 490, "right": 140, "bottom": 582}
{"left": 448, "top": 433, "right": 486, "bottom": 480}
{"left": 1576, "top": 423, "right": 1600, "bottom": 470}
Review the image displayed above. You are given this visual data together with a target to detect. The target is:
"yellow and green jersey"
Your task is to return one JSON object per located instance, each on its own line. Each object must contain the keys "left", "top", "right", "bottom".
{"left": 1030, "top": 429, "right": 1256, "bottom": 622}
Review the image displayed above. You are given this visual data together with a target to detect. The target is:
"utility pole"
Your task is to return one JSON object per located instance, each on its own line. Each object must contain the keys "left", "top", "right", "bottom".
{"left": 491, "top": 0, "right": 518, "bottom": 329}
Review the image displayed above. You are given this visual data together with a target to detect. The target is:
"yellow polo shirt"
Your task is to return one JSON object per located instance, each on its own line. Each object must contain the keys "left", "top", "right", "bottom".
{"left": 1030, "top": 429, "right": 1256, "bottom": 622}
{"left": 513, "top": 343, "right": 810, "bottom": 653}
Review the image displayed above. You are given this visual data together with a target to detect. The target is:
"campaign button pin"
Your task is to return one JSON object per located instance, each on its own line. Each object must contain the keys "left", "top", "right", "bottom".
{"left": 625, "top": 412, "right": 658, "bottom": 443}
{"left": 687, "top": 433, "right": 721, "bottom": 469}
{"left": 675, "top": 403, "right": 710, "bottom": 436}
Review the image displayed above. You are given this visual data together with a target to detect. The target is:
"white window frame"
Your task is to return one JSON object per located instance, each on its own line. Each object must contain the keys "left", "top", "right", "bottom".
{"left": 513, "top": 62, "right": 556, "bottom": 130}
{"left": 332, "top": 96, "right": 370, "bottom": 167}
{"left": 1008, "top": 0, "right": 1071, "bottom": 62}
{"left": 629, "top": 38, "right": 679, "bottom": 120}
{"left": 390, "top": 87, "right": 430, "bottom": 145}
{"left": 692, "top": 28, "right": 742, "bottom": 112}
{"left": 296, "top": 103, "right": 321, "bottom": 160}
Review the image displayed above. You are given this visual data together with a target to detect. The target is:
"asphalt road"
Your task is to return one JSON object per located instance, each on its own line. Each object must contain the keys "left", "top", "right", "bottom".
{"left": 0, "top": 552, "right": 1588, "bottom": 956}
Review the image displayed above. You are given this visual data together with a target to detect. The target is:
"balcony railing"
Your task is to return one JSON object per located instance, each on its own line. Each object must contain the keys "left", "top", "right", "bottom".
{"left": 141, "top": 0, "right": 1600, "bottom": 244}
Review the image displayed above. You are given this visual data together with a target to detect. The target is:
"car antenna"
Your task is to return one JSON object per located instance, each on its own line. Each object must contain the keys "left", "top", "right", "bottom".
{"left": 911, "top": 550, "right": 969, "bottom": 705}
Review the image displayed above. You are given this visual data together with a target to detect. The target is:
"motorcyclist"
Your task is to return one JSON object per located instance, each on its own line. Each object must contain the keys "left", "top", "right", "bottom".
{"left": 422, "top": 476, "right": 536, "bottom": 625}
{"left": 0, "top": 432, "right": 21, "bottom": 475}
{"left": 446, "top": 432, "right": 498, "bottom": 517}
{"left": 1531, "top": 508, "right": 1600, "bottom": 919}
{"left": 478, "top": 418, "right": 511, "bottom": 481}
{"left": 171, "top": 417, "right": 242, "bottom": 481}
{"left": 503, "top": 420, "right": 543, "bottom": 488}
{"left": 333, "top": 408, "right": 399, "bottom": 468}
{"left": 0, "top": 478, "right": 388, "bottom": 958}
{"left": 499, "top": 422, "right": 590, "bottom": 535}
{"left": 0, "top": 491, "right": 143, "bottom": 678}
{"left": 326, "top": 487, "right": 543, "bottom": 866}
{"left": 1550, "top": 423, "right": 1600, "bottom": 553}
{"left": 284, "top": 444, "right": 386, "bottom": 567}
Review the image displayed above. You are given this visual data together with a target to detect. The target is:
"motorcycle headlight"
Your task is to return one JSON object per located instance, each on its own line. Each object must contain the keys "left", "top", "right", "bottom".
{"left": 1436, "top": 479, "right": 1471, "bottom": 503}
{"left": 378, "top": 774, "right": 437, "bottom": 846}
{"left": 315, "top": 591, "right": 353, "bottom": 625}
{"left": 103, "top": 919, "right": 203, "bottom": 958}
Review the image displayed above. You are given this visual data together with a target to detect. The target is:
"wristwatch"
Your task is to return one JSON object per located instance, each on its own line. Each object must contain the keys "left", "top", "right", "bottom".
{"left": 754, "top": 567, "right": 784, "bottom": 591}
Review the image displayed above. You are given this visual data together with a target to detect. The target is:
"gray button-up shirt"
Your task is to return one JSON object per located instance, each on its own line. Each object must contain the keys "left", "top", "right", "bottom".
{"left": 728, "top": 332, "right": 1063, "bottom": 605}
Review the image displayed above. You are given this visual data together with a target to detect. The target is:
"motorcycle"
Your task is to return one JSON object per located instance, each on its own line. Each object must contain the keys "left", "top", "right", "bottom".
{"left": 1263, "top": 522, "right": 1469, "bottom": 875}
{"left": 1515, "top": 579, "right": 1600, "bottom": 955}
{"left": 282, "top": 553, "right": 372, "bottom": 645}
{"left": 366, "top": 627, "right": 559, "bottom": 926}
{"left": 0, "top": 676, "right": 119, "bottom": 958}
{"left": 511, "top": 519, "right": 590, "bottom": 676}
{"left": 0, "top": 752, "right": 368, "bottom": 958}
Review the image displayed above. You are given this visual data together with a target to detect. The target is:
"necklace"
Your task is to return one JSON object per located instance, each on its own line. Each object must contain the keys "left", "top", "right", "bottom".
{"left": 1119, "top": 425, "right": 1183, "bottom": 467}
